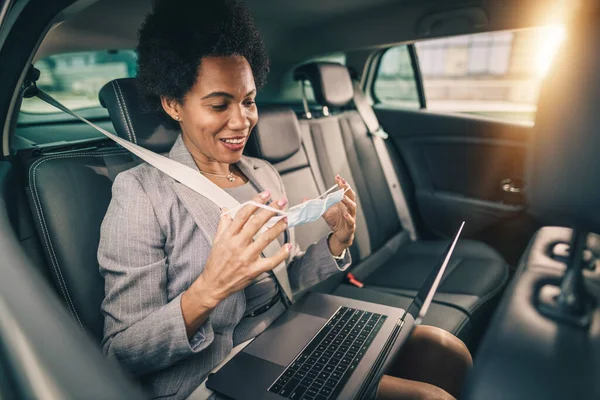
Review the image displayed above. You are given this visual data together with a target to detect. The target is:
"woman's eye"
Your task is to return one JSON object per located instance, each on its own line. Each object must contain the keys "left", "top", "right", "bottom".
{"left": 244, "top": 100, "right": 256, "bottom": 107}
{"left": 211, "top": 104, "right": 228, "bottom": 111}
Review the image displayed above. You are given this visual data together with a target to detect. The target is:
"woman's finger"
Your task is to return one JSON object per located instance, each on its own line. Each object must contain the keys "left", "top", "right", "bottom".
{"left": 335, "top": 174, "right": 345, "bottom": 189}
{"left": 341, "top": 196, "right": 357, "bottom": 217}
{"left": 344, "top": 184, "right": 356, "bottom": 202}
{"left": 239, "top": 196, "right": 287, "bottom": 241}
{"left": 244, "top": 215, "right": 288, "bottom": 256}
{"left": 344, "top": 211, "right": 356, "bottom": 228}
{"left": 226, "top": 191, "right": 272, "bottom": 235}
{"left": 254, "top": 242, "right": 293, "bottom": 274}
{"left": 336, "top": 175, "right": 356, "bottom": 200}
{"left": 214, "top": 207, "right": 233, "bottom": 242}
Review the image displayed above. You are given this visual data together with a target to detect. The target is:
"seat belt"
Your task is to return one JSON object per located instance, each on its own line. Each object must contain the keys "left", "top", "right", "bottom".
{"left": 351, "top": 81, "right": 418, "bottom": 241}
{"left": 27, "top": 86, "right": 294, "bottom": 305}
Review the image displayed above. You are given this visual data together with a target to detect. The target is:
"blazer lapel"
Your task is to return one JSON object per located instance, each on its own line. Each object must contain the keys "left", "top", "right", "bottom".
{"left": 168, "top": 136, "right": 222, "bottom": 242}
{"left": 167, "top": 137, "right": 292, "bottom": 300}
{"left": 236, "top": 157, "right": 268, "bottom": 193}
{"left": 167, "top": 136, "right": 289, "bottom": 243}
{"left": 237, "top": 157, "right": 291, "bottom": 245}
{"left": 237, "top": 157, "right": 293, "bottom": 302}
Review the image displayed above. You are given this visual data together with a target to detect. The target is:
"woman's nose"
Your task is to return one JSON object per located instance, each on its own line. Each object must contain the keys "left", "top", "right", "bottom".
{"left": 228, "top": 105, "right": 251, "bottom": 130}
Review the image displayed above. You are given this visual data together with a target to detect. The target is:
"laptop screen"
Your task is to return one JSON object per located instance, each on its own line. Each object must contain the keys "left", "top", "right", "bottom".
{"left": 405, "top": 222, "right": 465, "bottom": 324}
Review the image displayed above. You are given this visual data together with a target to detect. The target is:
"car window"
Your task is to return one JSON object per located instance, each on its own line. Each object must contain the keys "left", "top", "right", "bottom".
{"left": 374, "top": 26, "right": 566, "bottom": 124}
{"left": 373, "top": 46, "right": 420, "bottom": 109}
{"left": 20, "top": 50, "right": 137, "bottom": 114}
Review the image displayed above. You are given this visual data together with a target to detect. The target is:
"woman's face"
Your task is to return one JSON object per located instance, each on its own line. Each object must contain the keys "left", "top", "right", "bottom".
{"left": 164, "top": 55, "right": 258, "bottom": 165}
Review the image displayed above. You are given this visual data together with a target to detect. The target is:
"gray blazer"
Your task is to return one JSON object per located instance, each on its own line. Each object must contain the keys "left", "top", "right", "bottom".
{"left": 98, "top": 135, "right": 349, "bottom": 399}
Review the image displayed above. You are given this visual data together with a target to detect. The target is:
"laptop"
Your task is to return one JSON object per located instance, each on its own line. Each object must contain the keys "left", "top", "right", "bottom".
{"left": 207, "top": 222, "right": 465, "bottom": 400}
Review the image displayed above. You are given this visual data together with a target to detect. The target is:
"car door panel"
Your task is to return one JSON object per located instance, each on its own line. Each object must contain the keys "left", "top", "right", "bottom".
{"left": 376, "top": 107, "right": 536, "bottom": 263}
{"left": 416, "top": 191, "right": 523, "bottom": 238}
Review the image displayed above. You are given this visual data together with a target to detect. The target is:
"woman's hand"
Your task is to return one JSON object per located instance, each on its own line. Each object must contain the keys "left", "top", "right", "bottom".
{"left": 181, "top": 191, "right": 290, "bottom": 337}
{"left": 322, "top": 175, "right": 357, "bottom": 256}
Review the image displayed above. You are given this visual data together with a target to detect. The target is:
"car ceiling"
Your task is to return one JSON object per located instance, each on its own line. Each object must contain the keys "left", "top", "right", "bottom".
{"left": 38, "top": 0, "right": 569, "bottom": 59}
{"left": 38, "top": 0, "right": 396, "bottom": 58}
{"left": 35, "top": 0, "right": 569, "bottom": 93}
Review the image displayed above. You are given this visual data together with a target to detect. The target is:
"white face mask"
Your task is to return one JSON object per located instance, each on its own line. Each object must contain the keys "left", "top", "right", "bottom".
{"left": 224, "top": 185, "right": 348, "bottom": 229}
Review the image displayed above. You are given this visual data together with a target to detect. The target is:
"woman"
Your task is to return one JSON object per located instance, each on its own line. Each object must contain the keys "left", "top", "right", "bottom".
{"left": 98, "top": 1, "right": 471, "bottom": 399}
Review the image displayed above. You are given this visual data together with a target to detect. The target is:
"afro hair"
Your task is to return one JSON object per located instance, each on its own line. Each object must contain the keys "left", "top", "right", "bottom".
{"left": 136, "top": 0, "right": 269, "bottom": 127}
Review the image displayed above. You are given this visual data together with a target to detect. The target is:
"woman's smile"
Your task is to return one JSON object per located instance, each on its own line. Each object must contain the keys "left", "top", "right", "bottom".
{"left": 219, "top": 135, "right": 247, "bottom": 151}
{"left": 161, "top": 55, "right": 258, "bottom": 170}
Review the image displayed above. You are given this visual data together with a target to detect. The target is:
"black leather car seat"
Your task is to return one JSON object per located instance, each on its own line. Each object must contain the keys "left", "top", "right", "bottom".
{"left": 293, "top": 62, "right": 510, "bottom": 344}
{"left": 25, "top": 75, "right": 504, "bottom": 348}
{"left": 23, "top": 78, "right": 179, "bottom": 341}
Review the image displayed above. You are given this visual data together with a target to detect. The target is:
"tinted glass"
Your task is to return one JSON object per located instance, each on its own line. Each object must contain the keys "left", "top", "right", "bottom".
{"left": 21, "top": 50, "right": 137, "bottom": 114}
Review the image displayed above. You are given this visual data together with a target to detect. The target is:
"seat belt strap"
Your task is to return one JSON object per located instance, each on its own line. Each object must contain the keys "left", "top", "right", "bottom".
{"left": 30, "top": 88, "right": 294, "bottom": 304}
{"left": 351, "top": 81, "right": 418, "bottom": 241}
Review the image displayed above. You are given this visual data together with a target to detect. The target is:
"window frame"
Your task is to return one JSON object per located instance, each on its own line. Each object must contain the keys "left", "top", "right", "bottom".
{"left": 368, "top": 29, "right": 556, "bottom": 126}
{"left": 19, "top": 49, "right": 138, "bottom": 117}
{"left": 407, "top": 44, "right": 426, "bottom": 109}
{"left": 369, "top": 44, "right": 425, "bottom": 109}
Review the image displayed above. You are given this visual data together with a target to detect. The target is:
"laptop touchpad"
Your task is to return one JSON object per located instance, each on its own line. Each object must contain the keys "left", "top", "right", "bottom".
{"left": 244, "top": 310, "right": 326, "bottom": 366}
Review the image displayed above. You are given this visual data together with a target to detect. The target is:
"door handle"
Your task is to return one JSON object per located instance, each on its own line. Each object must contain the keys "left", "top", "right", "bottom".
{"left": 501, "top": 178, "right": 524, "bottom": 204}
{"left": 501, "top": 179, "right": 523, "bottom": 193}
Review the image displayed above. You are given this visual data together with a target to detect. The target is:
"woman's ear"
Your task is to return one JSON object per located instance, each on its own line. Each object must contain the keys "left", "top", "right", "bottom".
{"left": 160, "top": 96, "right": 182, "bottom": 122}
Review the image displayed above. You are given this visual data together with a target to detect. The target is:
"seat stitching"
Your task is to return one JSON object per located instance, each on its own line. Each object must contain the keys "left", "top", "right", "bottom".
{"left": 460, "top": 261, "right": 510, "bottom": 317}
{"left": 111, "top": 81, "right": 133, "bottom": 143}
{"left": 115, "top": 80, "right": 137, "bottom": 144}
{"left": 375, "top": 285, "right": 474, "bottom": 317}
{"left": 427, "top": 260, "right": 511, "bottom": 318}
{"left": 29, "top": 150, "right": 128, "bottom": 329}
{"left": 453, "top": 313, "right": 471, "bottom": 337}
{"left": 28, "top": 149, "right": 129, "bottom": 332}
{"left": 370, "top": 257, "right": 510, "bottom": 331}
{"left": 462, "top": 237, "right": 533, "bottom": 318}
{"left": 431, "top": 258, "right": 510, "bottom": 318}
{"left": 440, "top": 257, "right": 463, "bottom": 284}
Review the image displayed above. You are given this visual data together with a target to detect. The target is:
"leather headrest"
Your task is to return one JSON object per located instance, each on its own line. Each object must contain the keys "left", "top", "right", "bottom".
{"left": 246, "top": 107, "right": 302, "bottom": 163}
{"left": 99, "top": 78, "right": 179, "bottom": 153}
{"left": 527, "top": 12, "right": 600, "bottom": 232}
{"left": 293, "top": 62, "right": 354, "bottom": 108}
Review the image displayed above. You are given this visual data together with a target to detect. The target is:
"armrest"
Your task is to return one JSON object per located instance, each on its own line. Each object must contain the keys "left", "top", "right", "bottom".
{"left": 463, "top": 227, "right": 600, "bottom": 400}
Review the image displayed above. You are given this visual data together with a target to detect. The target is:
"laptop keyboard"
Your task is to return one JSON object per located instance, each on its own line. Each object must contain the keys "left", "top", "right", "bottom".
{"left": 268, "top": 307, "right": 387, "bottom": 400}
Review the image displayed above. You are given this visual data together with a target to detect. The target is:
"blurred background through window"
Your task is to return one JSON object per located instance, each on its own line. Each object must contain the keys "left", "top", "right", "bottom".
{"left": 375, "top": 26, "right": 566, "bottom": 124}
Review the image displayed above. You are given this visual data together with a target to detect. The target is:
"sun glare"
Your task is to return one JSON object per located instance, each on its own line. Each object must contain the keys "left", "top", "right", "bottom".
{"left": 535, "top": 25, "right": 566, "bottom": 77}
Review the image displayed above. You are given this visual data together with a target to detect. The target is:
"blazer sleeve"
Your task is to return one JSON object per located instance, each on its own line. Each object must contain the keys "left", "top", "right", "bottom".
{"left": 264, "top": 162, "right": 352, "bottom": 296}
{"left": 98, "top": 171, "right": 213, "bottom": 376}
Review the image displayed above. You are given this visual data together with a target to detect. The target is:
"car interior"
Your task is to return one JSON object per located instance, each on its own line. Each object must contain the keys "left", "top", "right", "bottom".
{"left": 0, "top": 0, "right": 599, "bottom": 399}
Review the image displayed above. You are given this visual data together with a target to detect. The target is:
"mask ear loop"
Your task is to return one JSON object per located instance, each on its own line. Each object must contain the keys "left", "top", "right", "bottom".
{"left": 281, "top": 183, "right": 353, "bottom": 212}
{"left": 316, "top": 184, "right": 351, "bottom": 199}
{"left": 222, "top": 201, "right": 288, "bottom": 217}
{"left": 317, "top": 184, "right": 342, "bottom": 199}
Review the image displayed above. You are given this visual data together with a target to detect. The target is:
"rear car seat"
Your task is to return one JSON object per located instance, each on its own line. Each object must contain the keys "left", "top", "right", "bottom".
{"left": 23, "top": 77, "right": 501, "bottom": 347}
{"left": 23, "top": 78, "right": 178, "bottom": 341}
{"left": 248, "top": 106, "right": 479, "bottom": 342}
{"left": 25, "top": 147, "right": 135, "bottom": 340}
{"left": 293, "top": 62, "right": 510, "bottom": 343}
